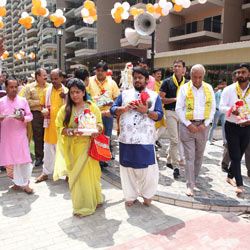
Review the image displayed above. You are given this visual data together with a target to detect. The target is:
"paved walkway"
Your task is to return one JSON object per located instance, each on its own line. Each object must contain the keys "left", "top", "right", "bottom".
{"left": 1, "top": 173, "right": 250, "bottom": 250}
{"left": 102, "top": 127, "right": 250, "bottom": 212}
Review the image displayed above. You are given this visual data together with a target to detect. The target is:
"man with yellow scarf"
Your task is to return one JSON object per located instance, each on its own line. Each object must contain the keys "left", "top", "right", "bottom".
{"left": 160, "top": 60, "right": 188, "bottom": 178}
{"left": 220, "top": 63, "right": 250, "bottom": 195}
{"left": 176, "top": 64, "right": 216, "bottom": 197}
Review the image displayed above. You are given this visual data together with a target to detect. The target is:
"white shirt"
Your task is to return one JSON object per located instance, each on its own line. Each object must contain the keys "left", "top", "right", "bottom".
{"left": 219, "top": 82, "right": 250, "bottom": 124}
{"left": 175, "top": 81, "right": 216, "bottom": 127}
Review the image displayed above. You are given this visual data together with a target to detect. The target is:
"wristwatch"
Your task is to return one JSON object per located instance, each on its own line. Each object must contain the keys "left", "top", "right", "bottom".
{"left": 144, "top": 110, "right": 149, "bottom": 117}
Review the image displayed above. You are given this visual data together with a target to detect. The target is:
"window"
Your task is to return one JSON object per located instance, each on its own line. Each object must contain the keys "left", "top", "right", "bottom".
{"left": 186, "top": 21, "right": 197, "bottom": 34}
{"left": 204, "top": 15, "right": 221, "bottom": 33}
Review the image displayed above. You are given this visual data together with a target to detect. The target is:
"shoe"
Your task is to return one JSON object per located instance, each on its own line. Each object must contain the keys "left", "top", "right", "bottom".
{"left": 166, "top": 163, "right": 173, "bottom": 169}
{"left": 100, "top": 162, "right": 108, "bottom": 169}
{"left": 155, "top": 140, "right": 162, "bottom": 148}
{"left": 0, "top": 166, "right": 6, "bottom": 172}
{"left": 35, "top": 159, "right": 43, "bottom": 167}
{"left": 173, "top": 168, "right": 180, "bottom": 178}
{"left": 221, "top": 167, "right": 228, "bottom": 173}
{"left": 247, "top": 170, "right": 250, "bottom": 177}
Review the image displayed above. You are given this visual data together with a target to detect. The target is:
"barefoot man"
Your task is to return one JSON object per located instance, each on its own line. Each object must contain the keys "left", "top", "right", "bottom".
{"left": 110, "top": 67, "right": 163, "bottom": 206}
{"left": 0, "top": 77, "right": 34, "bottom": 194}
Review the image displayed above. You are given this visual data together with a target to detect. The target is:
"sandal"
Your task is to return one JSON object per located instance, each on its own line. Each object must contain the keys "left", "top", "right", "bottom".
{"left": 35, "top": 174, "right": 48, "bottom": 183}
{"left": 23, "top": 186, "right": 34, "bottom": 194}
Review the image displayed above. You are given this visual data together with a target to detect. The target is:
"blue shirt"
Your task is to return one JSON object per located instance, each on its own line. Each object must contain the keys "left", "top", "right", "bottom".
{"left": 215, "top": 90, "right": 222, "bottom": 109}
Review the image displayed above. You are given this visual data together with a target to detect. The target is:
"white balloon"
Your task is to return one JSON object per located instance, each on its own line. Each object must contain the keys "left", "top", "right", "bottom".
{"left": 166, "top": 2, "right": 173, "bottom": 10}
{"left": 152, "top": 12, "right": 161, "bottom": 19}
{"left": 121, "top": 11, "right": 129, "bottom": 20}
{"left": 114, "top": 2, "right": 122, "bottom": 9}
{"left": 0, "top": 0, "right": 7, "bottom": 7}
{"left": 44, "top": 8, "right": 49, "bottom": 17}
{"left": 154, "top": 3, "right": 158, "bottom": 8}
{"left": 198, "top": 0, "right": 207, "bottom": 3}
{"left": 122, "top": 2, "right": 130, "bottom": 11}
{"left": 159, "top": 0, "right": 167, "bottom": 9}
{"left": 21, "top": 12, "right": 29, "bottom": 18}
{"left": 83, "top": 18, "right": 88, "bottom": 23}
{"left": 62, "top": 16, "right": 66, "bottom": 23}
{"left": 175, "top": 0, "right": 184, "bottom": 5}
{"left": 81, "top": 8, "right": 89, "bottom": 17}
{"left": 87, "top": 16, "right": 94, "bottom": 24}
{"left": 162, "top": 7, "right": 169, "bottom": 16}
{"left": 183, "top": 0, "right": 191, "bottom": 8}
{"left": 56, "top": 9, "right": 63, "bottom": 17}
{"left": 0, "top": 17, "right": 2, "bottom": 21}
{"left": 41, "top": 0, "right": 47, "bottom": 8}
{"left": 31, "top": 16, "right": 35, "bottom": 23}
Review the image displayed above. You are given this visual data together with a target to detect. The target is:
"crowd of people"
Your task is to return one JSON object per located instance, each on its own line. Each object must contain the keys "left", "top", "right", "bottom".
{"left": 0, "top": 40, "right": 249, "bottom": 217}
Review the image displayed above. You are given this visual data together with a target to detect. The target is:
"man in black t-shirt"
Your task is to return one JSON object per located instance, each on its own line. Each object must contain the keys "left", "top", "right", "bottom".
{"left": 160, "top": 59, "right": 188, "bottom": 178}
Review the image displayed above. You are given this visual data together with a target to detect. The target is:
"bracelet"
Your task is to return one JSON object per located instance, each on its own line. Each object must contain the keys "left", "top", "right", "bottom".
{"left": 67, "top": 129, "right": 74, "bottom": 136}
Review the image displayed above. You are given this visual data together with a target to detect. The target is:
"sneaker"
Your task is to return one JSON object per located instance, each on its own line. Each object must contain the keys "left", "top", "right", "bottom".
{"left": 166, "top": 163, "right": 173, "bottom": 169}
{"left": 155, "top": 140, "right": 162, "bottom": 148}
{"left": 173, "top": 168, "right": 180, "bottom": 178}
{"left": 35, "top": 159, "right": 43, "bottom": 167}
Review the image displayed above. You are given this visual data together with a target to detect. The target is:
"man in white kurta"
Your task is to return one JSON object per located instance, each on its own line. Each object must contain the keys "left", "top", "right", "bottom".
{"left": 110, "top": 67, "right": 163, "bottom": 206}
{"left": 0, "top": 77, "right": 33, "bottom": 194}
{"left": 176, "top": 64, "right": 216, "bottom": 197}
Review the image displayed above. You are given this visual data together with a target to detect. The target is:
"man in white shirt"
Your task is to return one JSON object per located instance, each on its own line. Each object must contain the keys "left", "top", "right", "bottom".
{"left": 176, "top": 64, "right": 216, "bottom": 196}
{"left": 219, "top": 63, "right": 250, "bottom": 194}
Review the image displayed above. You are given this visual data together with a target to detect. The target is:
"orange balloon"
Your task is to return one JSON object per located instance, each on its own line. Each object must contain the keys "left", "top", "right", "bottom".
{"left": 50, "top": 14, "right": 57, "bottom": 22}
{"left": 38, "top": 7, "right": 47, "bottom": 16}
{"left": 116, "top": 6, "right": 124, "bottom": 15}
{"left": 18, "top": 18, "right": 25, "bottom": 25}
{"left": 0, "top": 21, "right": 4, "bottom": 29}
{"left": 155, "top": 6, "right": 162, "bottom": 14}
{"left": 130, "top": 7, "right": 138, "bottom": 16}
{"left": 114, "top": 11, "right": 121, "bottom": 20}
{"left": 57, "top": 17, "right": 64, "bottom": 25}
{"left": 93, "top": 15, "right": 97, "bottom": 21}
{"left": 32, "top": 0, "right": 42, "bottom": 8}
{"left": 89, "top": 8, "right": 96, "bottom": 17}
{"left": 172, "top": 0, "right": 175, "bottom": 3}
{"left": 31, "top": 7, "right": 39, "bottom": 16}
{"left": 174, "top": 4, "right": 183, "bottom": 12}
{"left": 114, "top": 17, "right": 122, "bottom": 23}
{"left": 54, "top": 20, "right": 61, "bottom": 27}
{"left": 0, "top": 7, "right": 7, "bottom": 17}
{"left": 146, "top": 4, "right": 155, "bottom": 14}
{"left": 25, "top": 16, "right": 32, "bottom": 24}
{"left": 25, "top": 23, "right": 32, "bottom": 29}
{"left": 84, "top": 1, "right": 95, "bottom": 10}
{"left": 138, "top": 9, "right": 144, "bottom": 14}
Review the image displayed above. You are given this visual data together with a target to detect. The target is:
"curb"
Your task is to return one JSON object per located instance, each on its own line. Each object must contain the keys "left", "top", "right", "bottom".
{"left": 101, "top": 168, "right": 250, "bottom": 213}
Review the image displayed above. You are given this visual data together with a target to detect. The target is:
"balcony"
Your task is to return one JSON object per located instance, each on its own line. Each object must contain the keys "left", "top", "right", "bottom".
{"left": 65, "top": 37, "right": 82, "bottom": 48}
{"left": 169, "top": 20, "right": 223, "bottom": 43}
{"left": 41, "top": 38, "right": 57, "bottom": 50}
{"left": 65, "top": 20, "right": 80, "bottom": 32}
{"left": 74, "top": 23, "right": 97, "bottom": 38}
{"left": 170, "top": 0, "right": 224, "bottom": 16}
{"left": 74, "top": 42, "right": 97, "bottom": 57}
{"left": 64, "top": 0, "right": 82, "bottom": 3}
{"left": 240, "top": 25, "right": 250, "bottom": 41}
{"left": 242, "top": 0, "right": 250, "bottom": 13}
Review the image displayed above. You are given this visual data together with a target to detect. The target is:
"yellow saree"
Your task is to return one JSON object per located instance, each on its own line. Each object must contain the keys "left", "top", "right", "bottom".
{"left": 54, "top": 101, "right": 104, "bottom": 216}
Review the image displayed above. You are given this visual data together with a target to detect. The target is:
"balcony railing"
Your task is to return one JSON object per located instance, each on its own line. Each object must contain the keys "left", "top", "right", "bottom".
{"left": 42, "top": 38, "right": 57, "bottom": 45}
{"left": 77, "top": 41, "right": 97, "bottom": 50}
{"left": 66, "top": 53, "right": 75, "bottom": 59}
{"left": 244, "top": 0, "right": 250, "bottom": 4}
{"left": 66, "top": 37, "right": 81, "bottom": 43}
{"left": 242, "top": 25, "right": 250, "bottom": 36}
{"left": 66, "top": 20, "right": 96, "bottom": 29}
{"left": 170, "top": 20, "right": 222, "bottom": 38}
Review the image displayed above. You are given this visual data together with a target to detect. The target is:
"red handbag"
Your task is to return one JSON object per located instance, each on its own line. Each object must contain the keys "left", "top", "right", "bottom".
{"left": 88, "top": 133, "right": 112, "bottom": 162}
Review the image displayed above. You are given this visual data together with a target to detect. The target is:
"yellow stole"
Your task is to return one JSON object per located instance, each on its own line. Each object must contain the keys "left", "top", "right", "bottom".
{"left": 154, "top": 80, "right": 162, "bottom": 93}
{"left": 95, "top": 77, "right": 108, "bottom": 92}
{"left": 173, "top": 74, "right": 185, "bottom": 97}
{"left": 186, "top": 81, "right": 212, "bottom": 120}
{"left": 236, "top": 82, "right": 250, "bottom": 113}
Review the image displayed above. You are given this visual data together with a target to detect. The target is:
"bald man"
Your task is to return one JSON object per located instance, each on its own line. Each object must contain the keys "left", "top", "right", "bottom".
{"left": 35, "top": 69, "right": 68, "bottom": 183}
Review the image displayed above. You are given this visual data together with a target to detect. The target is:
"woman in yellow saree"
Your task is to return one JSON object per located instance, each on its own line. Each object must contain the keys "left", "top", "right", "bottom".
{"left": 54, "top": 78, "right": 103, "bottom": 217}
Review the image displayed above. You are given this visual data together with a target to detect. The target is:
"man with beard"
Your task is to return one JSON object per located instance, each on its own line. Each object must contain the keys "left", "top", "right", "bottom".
{"left": 220, "top": 63, "right": 250, "bottom": 194}
{"left": 110, "top": 67, "right": 163, "bottom": 206}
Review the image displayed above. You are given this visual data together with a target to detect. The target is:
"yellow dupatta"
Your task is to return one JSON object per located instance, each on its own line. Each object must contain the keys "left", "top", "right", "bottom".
{"left": 94, "top": 76, "right": 108, "bottom": 92}
{"left": 186, "top": 81, "right": 212, "bottom": 120}
{"left": 173, "top": 74, "right": 186, "bottom": 97}
{"left": 236, "top": 81, "right": 250, "bottom": 113}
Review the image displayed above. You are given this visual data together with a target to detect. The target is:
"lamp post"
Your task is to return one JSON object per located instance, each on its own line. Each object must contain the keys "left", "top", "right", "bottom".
{"left": 63, "top": 52, "right": 67, "bottom": 72}
{"left": 57, "top": 27, "right": 64, "bottom": 70}
{"left": 150, "top": 0, "right": 156, "bottom": 72}
{"left": 34, "top": 43, "right": 38, "bottom": 71}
